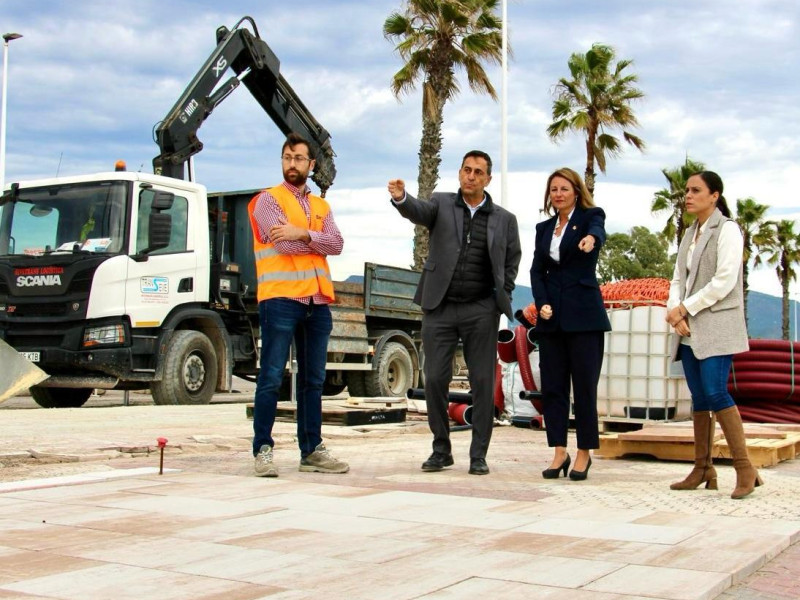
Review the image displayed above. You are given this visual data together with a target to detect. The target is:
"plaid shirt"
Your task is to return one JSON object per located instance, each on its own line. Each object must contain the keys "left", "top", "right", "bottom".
{"left": 252, "top": 181, "right": 343, "bottom": 305}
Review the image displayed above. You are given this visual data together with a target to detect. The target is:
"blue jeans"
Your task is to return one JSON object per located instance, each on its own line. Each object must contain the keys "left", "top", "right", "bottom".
{"left": 678, "top": 344, "right": 736, "bottom": 412}
{"left": 252, "top": 298, "right": 332, "bottom": 457}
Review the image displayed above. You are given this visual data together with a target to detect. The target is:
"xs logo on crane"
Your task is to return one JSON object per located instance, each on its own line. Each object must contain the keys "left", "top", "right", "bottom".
{"left": 213, "top": 56, "right": 227, "bottom": 77}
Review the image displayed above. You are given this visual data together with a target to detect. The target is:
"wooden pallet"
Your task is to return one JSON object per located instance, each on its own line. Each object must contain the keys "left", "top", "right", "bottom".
{"left": 597, "top": 424, "right": 800, "bottom": 468}
{"left": 246, "top": 400, "right": 407, "bottom": 426}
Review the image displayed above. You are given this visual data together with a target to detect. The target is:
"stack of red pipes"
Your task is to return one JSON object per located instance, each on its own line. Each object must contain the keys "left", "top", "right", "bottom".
{"left": 730, "top": 339, "right": 800, "bottom": 423}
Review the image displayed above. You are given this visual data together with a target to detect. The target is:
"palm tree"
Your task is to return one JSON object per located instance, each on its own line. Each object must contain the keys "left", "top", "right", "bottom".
{"left": 754, "top": 219, "right": 800, "bottom": 340}
{"left": 547, "top": 43, "right": 645, "bottom": 195}
{"left": 735, "top": 197, "right": 770, "bottom": 317}
{"left": 384, "top": 0, "right": 504, "bottom": 270}
{"left": 651, "top": 157, "right": 706, "bottom": 246}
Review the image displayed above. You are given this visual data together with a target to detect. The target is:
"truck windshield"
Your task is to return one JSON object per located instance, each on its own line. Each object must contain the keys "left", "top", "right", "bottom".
{"left": 0, "top": 181, "right": 128, "bottom": 256}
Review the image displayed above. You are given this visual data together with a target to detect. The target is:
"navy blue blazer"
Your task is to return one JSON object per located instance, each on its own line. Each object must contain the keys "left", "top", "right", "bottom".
{"left": 530, "top": 206, "right": 611, "bottom": 333}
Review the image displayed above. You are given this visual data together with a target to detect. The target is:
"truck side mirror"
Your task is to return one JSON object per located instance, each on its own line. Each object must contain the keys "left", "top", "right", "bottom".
{"left": 150, "top": 190, "right": 175, "bottom": 211}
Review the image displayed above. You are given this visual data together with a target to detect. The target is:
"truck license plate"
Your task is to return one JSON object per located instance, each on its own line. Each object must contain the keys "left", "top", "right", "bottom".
{"left": 21, "top": 352, "right": 40, "bottom": 362}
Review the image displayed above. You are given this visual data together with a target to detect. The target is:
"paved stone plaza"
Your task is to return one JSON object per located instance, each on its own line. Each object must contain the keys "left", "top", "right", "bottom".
{"left": 0, "top": 393, "right": 798, "bottom": 599}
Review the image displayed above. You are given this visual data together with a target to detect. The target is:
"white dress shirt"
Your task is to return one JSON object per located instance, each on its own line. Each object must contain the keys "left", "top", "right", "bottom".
{"left": 549, "top": 208, "right": 575, "bottom": 263}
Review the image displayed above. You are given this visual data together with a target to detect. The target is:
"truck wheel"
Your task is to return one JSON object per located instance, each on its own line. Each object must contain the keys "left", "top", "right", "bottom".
{"left": 323, "top": 382, "right": 346, "bottom": 396}
{"left": 30, "top": 387, "right": 92, "bottom": 408}
{"left": 346, "top": 372, "right": 367, "bottom": 397}
{"left": 151, "top": 330, "right": 218, "bottom": 405}
{"left": 366, "top": 342, "right": 413, "bottom": 397}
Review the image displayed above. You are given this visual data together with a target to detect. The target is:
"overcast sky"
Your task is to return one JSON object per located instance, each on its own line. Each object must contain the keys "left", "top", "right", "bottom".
{"left": 2, "top": 0, "right": 798, "bottom": 297}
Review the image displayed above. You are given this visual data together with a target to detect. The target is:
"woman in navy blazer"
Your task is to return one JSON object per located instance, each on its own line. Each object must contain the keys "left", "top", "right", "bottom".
{"left": 530, "top": 168, "right": 611, "bottom": 481}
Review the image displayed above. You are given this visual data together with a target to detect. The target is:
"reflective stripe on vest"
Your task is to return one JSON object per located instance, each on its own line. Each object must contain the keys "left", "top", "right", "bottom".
{"left": 248, "top": 186, "right": 335, "bottom": 303}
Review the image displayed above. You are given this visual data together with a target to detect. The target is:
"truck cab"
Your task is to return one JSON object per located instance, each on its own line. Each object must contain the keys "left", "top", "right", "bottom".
{"left": 0, "top": 172, "right": 228, "bottom": 407}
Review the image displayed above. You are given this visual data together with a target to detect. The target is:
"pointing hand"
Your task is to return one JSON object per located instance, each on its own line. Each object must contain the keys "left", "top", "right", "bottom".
{"left": 578, "top": 235, "right": 595, "bottom": 253}
{"left": 388, "top": 179, "right": 405, "bottom": 201}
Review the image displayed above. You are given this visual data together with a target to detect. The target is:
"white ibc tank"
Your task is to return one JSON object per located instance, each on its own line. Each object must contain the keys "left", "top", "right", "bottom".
{"left": 598, "top": 304, "right": 691, "bottom": 421}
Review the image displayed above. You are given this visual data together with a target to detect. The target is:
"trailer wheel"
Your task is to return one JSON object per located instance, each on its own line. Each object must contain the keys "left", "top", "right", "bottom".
{"left": 30, "top": 387, "right": 92, "bottom": 408}
{"left": 366, "top": 342, "right": 413, "bottom": 397}
{"left": 346, "top": 372, "right": 367, "bottom": 397}
{"left": 151, "top": 330, "right": 218, "bottom": 405}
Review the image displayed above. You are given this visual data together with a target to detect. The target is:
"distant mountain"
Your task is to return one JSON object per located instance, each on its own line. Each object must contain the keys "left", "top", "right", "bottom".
{"left": 746, "top": 290, "right": 796, "bottom": 340}
{"left": 513, "top": 285, "right": 794, "bottom": 340}
{"left": 345, "top": 274, "right": 796, "bottom": 340}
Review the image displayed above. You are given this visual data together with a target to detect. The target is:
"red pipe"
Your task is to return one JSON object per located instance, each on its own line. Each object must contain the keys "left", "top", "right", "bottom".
{"left": 723, "top": 338, "right": 800, "bottom": 422}
{"left": 497, "top": 328, "right": 517, "bottom": 363}
{"left": 729, "top": 372, "right": 800, "bottom": 385}
{"left": 738, "top": 405, "right": 800, "bottom": 424}
{"left": 448, "top": 402, "right": 472, "bottom": 426}
{"left": 730, "top": 361, "right": 799, "bottom": 374}
{"left": 732, "top": 350, "right": 800, "bottom": 363}
{"left": 515, "top": 324, "right": 542, "bottom": 413}
{"left": 515, "top": 325, "right": 536, "bottom": 391}
{"left": 494, "top": 361, "right": 504, "bottom": 415}
{"left": 727, "top": 382, "right": 800, "bottom": 402}
{"left": 743, "top": 339, "right": 800, "bottom": 352}
{"left": 526, "top": 327, "right": 538, "bottom": 352}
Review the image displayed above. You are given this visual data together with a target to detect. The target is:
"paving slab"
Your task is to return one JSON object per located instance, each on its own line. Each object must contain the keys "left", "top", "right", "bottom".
{"left": 1, "top": 395, "right": 799, "bottom": 599}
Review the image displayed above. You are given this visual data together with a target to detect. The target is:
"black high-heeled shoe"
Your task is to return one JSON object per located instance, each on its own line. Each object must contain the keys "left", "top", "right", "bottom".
{"left": 569, "top": 457, "right": 592, "bottom": 481}
{"left": 542, "top": 454, "right": 570, "bottom": 479}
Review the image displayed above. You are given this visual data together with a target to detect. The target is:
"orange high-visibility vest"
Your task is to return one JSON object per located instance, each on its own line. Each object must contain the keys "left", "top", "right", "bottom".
{"left": 247, "top": 185, "right": 335, "bottom": 303}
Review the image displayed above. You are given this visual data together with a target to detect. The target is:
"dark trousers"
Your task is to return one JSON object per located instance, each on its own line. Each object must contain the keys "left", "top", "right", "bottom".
{"left": 421, "top": 297, "right": 499, "bottom": 459}
{"left": 538, "top": 330, "right": 604, "bottom": 450}
{"left": 252, "top": 298, "right": 332, "bottom": 457}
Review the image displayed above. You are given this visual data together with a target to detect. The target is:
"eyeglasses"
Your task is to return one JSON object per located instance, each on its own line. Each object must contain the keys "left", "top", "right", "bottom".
{"left": 281, "top": 155, "right": 311, "bottom": 165}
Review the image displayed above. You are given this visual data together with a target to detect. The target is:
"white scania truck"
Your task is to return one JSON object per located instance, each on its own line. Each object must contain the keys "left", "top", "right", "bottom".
{"left": 0, "top": 17, "right": 424, "bottom": 407}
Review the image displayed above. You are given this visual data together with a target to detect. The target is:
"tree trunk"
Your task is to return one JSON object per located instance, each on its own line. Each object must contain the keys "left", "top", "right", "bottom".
{"left": 742, "top": 242, "right": 751, "bottom": 321}
{"left": 411, "top": 64, "right": 446, "bottom": 271}
{"left": 584, "top": 135, "right": 596, "bottom": 197}
{"left": 411, "top": 107, "right": 444, "bottom": 271}
{"left": 781, "top": 261, "right": 790, "bottom": 340}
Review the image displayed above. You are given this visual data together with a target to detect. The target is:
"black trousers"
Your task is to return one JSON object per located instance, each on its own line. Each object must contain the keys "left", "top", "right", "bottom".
{"left": 538, "top": 330, "right": 604, "bottom": 450}
{"left": 421, "top": 297, "right": 499, "bottom": 459}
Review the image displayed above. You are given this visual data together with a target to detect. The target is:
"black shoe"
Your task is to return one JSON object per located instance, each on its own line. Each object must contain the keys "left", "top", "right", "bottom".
{"left": 542, "top": 454, "right": 571, "bottom": 479}
{"left": 469, "top": 458, "right": 489, "bottom": 475}
{"left": 422, "top": 452, "right": 454, "bottom": 472}
{"left": 569, "top": 457, "right": 592, "bottom": 481}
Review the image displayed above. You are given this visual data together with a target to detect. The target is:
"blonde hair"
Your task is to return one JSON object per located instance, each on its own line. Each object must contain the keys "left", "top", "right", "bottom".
{"left": 543, "top": 167, "right": 595, "bottom": 216}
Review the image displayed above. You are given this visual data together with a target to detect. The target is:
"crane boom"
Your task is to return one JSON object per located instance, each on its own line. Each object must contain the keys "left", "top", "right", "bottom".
{"left": 152, "top": 16, "right": 336, "bottom": 194}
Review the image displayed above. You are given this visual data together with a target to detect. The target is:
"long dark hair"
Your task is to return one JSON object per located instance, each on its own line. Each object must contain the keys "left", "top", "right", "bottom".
{"left": 691, "top": 170, "right": 731, "bottom": 217}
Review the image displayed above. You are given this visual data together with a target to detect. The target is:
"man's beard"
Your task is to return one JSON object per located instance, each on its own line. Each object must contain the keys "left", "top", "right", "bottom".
{"left": 284, "top": 169, "right": 308, "bottom": 187}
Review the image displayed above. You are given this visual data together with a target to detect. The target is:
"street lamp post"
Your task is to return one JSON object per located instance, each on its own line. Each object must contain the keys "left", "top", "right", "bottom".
{"left": 1, "top": 32, "right": 23, "bottom": 193}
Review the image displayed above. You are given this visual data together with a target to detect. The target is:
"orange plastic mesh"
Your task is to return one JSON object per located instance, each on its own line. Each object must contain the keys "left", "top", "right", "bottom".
{"left": 600, "top": 278, "right": 670, "bottom": 308}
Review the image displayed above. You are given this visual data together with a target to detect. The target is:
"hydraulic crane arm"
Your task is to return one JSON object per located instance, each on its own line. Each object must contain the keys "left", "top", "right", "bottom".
{"left": 152, "top": 16, "right": 336, "bottom": 195}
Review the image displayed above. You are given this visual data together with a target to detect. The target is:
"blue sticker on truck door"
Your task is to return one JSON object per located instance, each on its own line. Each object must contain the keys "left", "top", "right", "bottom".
{"left": 140, "top": 277, "right": 169, "bottom": 303}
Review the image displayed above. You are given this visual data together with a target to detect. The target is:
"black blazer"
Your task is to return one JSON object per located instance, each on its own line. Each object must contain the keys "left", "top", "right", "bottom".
{"left": 530, "top": 206, "right": 611, "bottom": 333}
{"left": 393, "top": 191, "right": 522, "bottom": 320}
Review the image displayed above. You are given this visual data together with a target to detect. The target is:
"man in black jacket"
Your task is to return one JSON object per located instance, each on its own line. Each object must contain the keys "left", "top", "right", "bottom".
{"left": 388, "top": 150, "right": 521, "bottom": 475}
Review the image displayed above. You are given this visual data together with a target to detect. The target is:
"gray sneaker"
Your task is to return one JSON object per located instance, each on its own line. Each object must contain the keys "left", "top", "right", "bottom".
{"left": 254, "top": 445, "right": 278, "bottom": 477}
{"left": 299, "top": 443, "right": 349, "bottom": 474}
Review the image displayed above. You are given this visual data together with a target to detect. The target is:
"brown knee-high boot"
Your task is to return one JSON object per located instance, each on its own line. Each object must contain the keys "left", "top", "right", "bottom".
{"left": 716, "top": 406, "right": 763, "bottom": 499}
{"left": 670, "top": 411, "right": 718, "bottom": 490}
